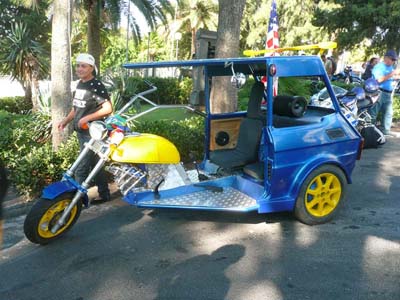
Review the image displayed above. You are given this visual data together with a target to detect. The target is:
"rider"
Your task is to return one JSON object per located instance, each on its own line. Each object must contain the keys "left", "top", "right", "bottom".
{"left": 58, "top": 53, "right": 113, "bottom": 203}
{"left": 370, "top": 50, "right": 400, "bottom": 136}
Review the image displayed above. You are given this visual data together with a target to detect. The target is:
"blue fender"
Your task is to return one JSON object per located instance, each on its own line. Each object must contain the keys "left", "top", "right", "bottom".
{"left": 289, "top": 156, "right": 350, "bottom": 203}
{"left": 41, "top": 179, "right": 89, "bottom": 207}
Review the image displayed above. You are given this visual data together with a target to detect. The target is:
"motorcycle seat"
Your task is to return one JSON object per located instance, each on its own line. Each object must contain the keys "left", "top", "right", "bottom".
{"left": 357, "top": 98, "right": 373, "bottom": 110}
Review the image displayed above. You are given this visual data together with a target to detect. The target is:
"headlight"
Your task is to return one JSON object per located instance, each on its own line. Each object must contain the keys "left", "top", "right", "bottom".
{"left": 89, "top": 121, "right": 107, "bottom": 140}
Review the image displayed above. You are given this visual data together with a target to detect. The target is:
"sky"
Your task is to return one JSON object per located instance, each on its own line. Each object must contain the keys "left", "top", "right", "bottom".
{"left": 120, "top": 0, "right": 179, "bottom": 34}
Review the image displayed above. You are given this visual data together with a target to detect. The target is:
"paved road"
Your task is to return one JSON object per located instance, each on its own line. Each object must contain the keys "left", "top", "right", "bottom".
{"left": 0, "top": 139, "right": 399, "bottom": 300}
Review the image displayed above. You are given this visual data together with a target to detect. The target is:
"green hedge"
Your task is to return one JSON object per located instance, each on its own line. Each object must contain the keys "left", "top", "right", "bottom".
{"left": 0, "top": 110, "right": 79, "bottom": 197}
{"left": 132, "top": 116, "right": 205, "bottom": 162}
{"left": 107, "top": 76, "right": 193, "bottom": 107}
{"left": 0, "top": 96, "right": 32, "bottom": 114}
{"left": 11, "top": 136, "right": 79, "bottom": 197}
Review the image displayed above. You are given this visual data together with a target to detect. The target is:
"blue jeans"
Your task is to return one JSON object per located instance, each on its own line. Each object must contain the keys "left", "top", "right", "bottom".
{"left": 369, "top": 91, "right": 393, "bottom": 134}
{"left": 75, "top": 131, "right": 110, "bottom": 199}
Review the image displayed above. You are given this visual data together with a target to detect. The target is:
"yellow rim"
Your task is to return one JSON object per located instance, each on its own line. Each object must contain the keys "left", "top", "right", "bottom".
{"left": 38, "top": 199, "right": 77, "bottom": 238}
{"left": 305, "top": 172, "right": 342, "bottom": 217}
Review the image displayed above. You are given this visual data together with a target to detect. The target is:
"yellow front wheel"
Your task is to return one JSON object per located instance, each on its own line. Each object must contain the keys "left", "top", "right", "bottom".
{"left": 295, "top": 165, "right": 346, "bottom": 225}
{"left": 24, "top": 193, "right": 82, "bottom": 245}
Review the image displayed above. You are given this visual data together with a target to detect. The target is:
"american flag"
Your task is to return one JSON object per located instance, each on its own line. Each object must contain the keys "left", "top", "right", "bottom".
{"left": 266, "top": 0, "right": 279, "bottom": 50}
{"left": 265, "top": 0, "right": 279, "bottom": 96}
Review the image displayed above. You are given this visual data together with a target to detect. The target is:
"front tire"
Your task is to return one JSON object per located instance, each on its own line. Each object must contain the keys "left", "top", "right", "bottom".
{"left": 24, "top": 193, "right": 82, "bottom": 245}
{"left": 294, "top": 165, "right": 346, "bottom": 225}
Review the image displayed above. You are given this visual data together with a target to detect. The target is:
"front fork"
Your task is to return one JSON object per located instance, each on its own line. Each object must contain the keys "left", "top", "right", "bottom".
{"left": 51, "top": 139, "right": 110, "bottom": 234}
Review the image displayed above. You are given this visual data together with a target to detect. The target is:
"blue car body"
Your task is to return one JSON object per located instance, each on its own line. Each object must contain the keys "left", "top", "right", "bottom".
{"left": 121, "top": 55, "right": 362, "bottom": 215}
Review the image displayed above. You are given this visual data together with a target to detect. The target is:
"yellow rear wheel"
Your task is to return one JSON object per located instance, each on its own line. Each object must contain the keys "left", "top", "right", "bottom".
{"left": 295, "top": 165, "right": 346, "bottom": 225}
{"left": 24, "top": 193, "right": 82, "bottom": 245}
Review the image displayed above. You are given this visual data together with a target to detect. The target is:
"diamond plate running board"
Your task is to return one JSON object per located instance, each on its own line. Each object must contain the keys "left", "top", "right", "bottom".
{"left": 137, "top": 186, "right": 258, "bottom": 211}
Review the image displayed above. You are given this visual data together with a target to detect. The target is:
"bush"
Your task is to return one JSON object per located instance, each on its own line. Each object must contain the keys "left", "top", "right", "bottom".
{"left": 132, "top": 116, "right": 205, "bottom": 162}
{"left": 0, "top": 110, "right": 78, "bottom": 197}
{"left": 126, "top": 76, "right": 193, "bottom": 105}
{"left": 11, "top": 134, "right": 79, "bottom": 197}
{"left": 0, "top": 96, "right": 32, "bottom": 114}
{"left": 104, "top": 74, "right": 193, "bottom": 109}
{"left": 0, "top": 111, "right": 51, "bottom": 169}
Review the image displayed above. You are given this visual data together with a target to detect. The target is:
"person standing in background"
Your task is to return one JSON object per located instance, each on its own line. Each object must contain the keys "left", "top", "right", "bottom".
{"left": 362, "top": 57, "right": 379, "bottom": 80}
{"left": 321, "top": 54, "right": 333, "bottom": 77}
{"left": 370, "top": 50, "right": 400, "bottom": 136}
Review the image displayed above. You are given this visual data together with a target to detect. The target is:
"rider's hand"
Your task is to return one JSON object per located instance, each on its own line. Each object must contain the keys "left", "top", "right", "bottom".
{"left": 58, "top": 120, "right": 67, "bottom": 131}
{"left": 78, "top": 118, "right": 89, "bottom": 130}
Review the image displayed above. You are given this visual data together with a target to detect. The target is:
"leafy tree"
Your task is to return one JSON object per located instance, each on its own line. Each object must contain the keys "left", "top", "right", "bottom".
{"left": 76, "top": 0, "right": 173, "bottom": 73}
{"left": 313, "top": 0, "right": 400, "bottom": 54}
{"left": 0, "top": 0, "right": 50, "bottom": 109}
{"left": 0, "top": 22, "right": 49, "bottom": 111}
{"left": 3, "top": 1, "right": 51, "bottom": 47}
{"left": 175, "top": 0, "right": 218, "bottom": 57}
{"left": 241, "top": 0, "right": 330, "bottom": 53}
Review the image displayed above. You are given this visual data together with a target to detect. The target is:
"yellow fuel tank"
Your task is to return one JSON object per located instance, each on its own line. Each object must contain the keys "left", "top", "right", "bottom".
{"left": 111, "top": 133, "right": 180, "bottom": 164}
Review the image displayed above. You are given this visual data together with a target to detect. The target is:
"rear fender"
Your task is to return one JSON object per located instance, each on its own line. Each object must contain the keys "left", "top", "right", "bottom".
{"left": 289, "top": 157, "right": 350, "bottom": 202}
{"left": 41, "top": 178, "right": 89, "bottom": 207}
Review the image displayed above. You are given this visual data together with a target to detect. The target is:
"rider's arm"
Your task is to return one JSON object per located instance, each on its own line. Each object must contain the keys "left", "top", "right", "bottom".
{"left": 77, "top": 100, "right": 112, "bottom": 128}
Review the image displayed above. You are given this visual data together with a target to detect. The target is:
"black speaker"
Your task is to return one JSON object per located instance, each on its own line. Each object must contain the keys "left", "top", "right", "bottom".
{"left": 273, "top": 96, "right": 307, "bottom": 118}
{"left": 215, "top": 131, "right": 230, "bottom": 146}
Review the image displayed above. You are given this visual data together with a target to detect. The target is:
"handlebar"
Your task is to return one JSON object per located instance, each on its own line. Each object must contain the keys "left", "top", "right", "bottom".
{"left": 116, "top": 81, "right": 157, "bottom": 115}
{"left": 114, "top": 79, "right": 206, "bottom": 122}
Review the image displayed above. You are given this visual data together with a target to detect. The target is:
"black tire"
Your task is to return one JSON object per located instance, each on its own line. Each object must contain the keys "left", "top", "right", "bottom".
{"left": 294, "top": 165, "right": 346, "bottom": 225}
{"left": 24, "top": 193, "right": 82, "bottom": 245}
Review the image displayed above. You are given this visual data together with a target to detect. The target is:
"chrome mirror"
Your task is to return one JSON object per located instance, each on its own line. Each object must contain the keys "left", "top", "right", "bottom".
{"left": 231, "top": 73, "right": 246, "bottom": 89}
{"left": 228, "top": 62, "right": 246, "bottom": 89}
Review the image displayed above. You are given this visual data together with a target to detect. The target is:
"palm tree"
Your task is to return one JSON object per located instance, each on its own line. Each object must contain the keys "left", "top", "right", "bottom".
{"left": 77, "top": 0, "right": 173, "bottom": 73}
{"left": 175, "top": 0, "right": 218, "bottom": 57}
{"left": 0, "top": 22, "right": 49, "bottom": 111}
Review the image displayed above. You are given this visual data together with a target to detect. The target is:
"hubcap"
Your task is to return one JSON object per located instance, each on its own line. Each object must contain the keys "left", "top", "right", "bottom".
{"left": 38, "top": 199, "right": 77, "bottom": 238}
{"left": 305, "top": 172, "right": 341, "bottom": 217}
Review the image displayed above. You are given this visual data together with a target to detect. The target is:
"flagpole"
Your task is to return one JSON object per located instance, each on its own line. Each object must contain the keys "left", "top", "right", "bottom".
{"left": 265, "top": 0, "right": 279, "bottom": 95}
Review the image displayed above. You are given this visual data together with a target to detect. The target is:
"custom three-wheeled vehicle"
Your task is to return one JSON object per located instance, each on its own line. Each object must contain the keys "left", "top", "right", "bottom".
{"left": 24, "top": 55, "right": 363, "bottom": 244}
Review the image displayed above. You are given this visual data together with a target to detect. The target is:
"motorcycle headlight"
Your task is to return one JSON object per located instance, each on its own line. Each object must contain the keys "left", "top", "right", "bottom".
{"left": 89, "top": 121, "right": 107, "bottom": 140}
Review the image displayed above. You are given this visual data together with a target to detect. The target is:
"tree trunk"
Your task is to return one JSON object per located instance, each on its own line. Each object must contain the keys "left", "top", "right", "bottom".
{"left": 210, "top": 0, "right": 246, "bottom": 113}
{"left": 51, "top": 0, "right": 73, "bottom": 150}
{"left": 31, "top": 70, "right": 40, "bottom": 112}
{"left": 87, "top": 0, "right": 101, "bottom": 74}
{"left": 191, "top": 27, "right": 196, "bottom": 57}
{"left": 23, "top": 82, "right": 32, "bottom": 109}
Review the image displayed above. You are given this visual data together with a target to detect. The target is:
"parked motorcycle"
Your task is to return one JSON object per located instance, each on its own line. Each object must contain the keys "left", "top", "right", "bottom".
{"left": 311, "top": 78, "right": 385, "bottom": 147}
{"left": 331, "top": 65, "right": 363, "bottom": 86}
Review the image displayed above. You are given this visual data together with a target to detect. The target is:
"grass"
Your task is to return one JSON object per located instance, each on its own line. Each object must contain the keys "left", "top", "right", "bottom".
{"left": 130, "top": 104, "right": 199, "bottom": 122}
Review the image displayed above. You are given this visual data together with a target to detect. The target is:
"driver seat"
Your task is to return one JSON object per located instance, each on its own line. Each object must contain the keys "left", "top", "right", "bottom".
{"left": 209, "top": 81, "right": 265, "bottom": 169}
